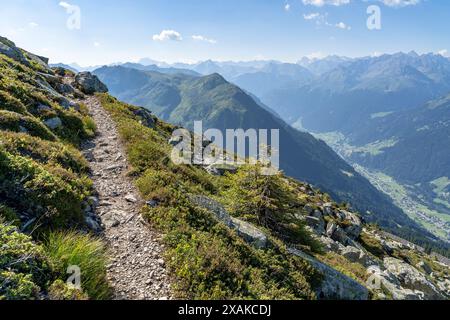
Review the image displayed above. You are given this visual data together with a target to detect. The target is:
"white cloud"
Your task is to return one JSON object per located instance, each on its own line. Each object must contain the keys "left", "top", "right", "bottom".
{"left": 94, "top": 42, "right": 101, "bottom": 47}
{"left": 284, "top": 3, "right": 291, "bottom": 11}
{"left": 378, "top": 0, "right": 421, "bottom": 7}
{"left": 336, "top": 22, "right": 351, "bottom": 30}
{"left": 152, "top": 30, "right": 183, "bottom": 42}
{"left": 192, "top": 35, "right": 217, "bottom": 44}
{"left": 28, "top": 22, "right": 39, "bottom": 28}
{"left": 303, "top": 13, "right": 321, "bottom": 20}
{"left": 302, "top": 0, "right": 350, "bottom": 7}
{"left": 303, "top": 13, "right": 350, "bottom": 30}
{"left": 59, "top": 1, "right": 72, "bottom": 10}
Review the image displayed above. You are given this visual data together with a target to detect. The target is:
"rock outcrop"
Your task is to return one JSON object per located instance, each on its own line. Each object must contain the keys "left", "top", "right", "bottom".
{"left": 384, "top": 257, "right": 444, "bottom": 300}
{"left": 289, "top": 248, "right": 369, "bottom": 300}
{"left": 188, "top": 194, "right": 268, "bottom": 249}
{"left": 75, "top": 72, "right": 108, "bottom": 94}
{"left": 0, "top": 36, "right": 30, "bottom": 66}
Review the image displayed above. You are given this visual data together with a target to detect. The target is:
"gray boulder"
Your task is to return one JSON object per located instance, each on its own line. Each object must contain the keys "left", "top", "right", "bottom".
{"left": 288, "top": 247, "right": 369, "bottom": 300}
{"left": 340, "top": 210, "right": 362, "bottom": 239}
{"left": 384, "top": 257, "right": 444, "bottom": 300}
{"left": 133, "top": 108, "right": 156, "bottom": 128}
{"left": 305, "top": 216, "right": 325, "bottom": 235}
{"left": 340, "top": 246, "right": 376, "bottom": 267}
{"left": 188, "top": 194, "right": 268, "bottom": 249}
{"left": 366, "top": 266, "right": 425, "bottom": 300}
{"left": 75, "top": 72, "right": 108, "bottom": 94}
{"left": 326, "top": 222, "right": 350, "bottom": 245}
{"left": 188, "top": 195, "right": 232, "bottom": 227}
{"left": 0, "top": 36, "right": 30, "bottom": 66}
{"left": 231, "top": 217, "right": 268, "bottom": 249}
{"left": 44, "top": 117, "right": 62, "bottom": 129}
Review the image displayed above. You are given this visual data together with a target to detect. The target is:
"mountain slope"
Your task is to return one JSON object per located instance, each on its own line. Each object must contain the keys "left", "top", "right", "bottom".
{"left": 231, "top": 62, "right": 313, "bottom": 99}
{"left": 94, "top": 66, "right": 442, "bottom": 246}
{"left": 262, "top": 52, "right": 450, "bottom": 131}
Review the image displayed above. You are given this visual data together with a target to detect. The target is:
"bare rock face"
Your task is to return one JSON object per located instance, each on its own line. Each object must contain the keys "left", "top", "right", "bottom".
{"left": 75, "top": 72, "right": 108, "bottom": 94}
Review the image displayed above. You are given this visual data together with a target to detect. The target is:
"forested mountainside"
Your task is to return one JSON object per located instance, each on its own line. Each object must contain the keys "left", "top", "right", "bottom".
{"left": 93, "top": 65, "right": 445, "bottom": 250}
{"left": 1, "top": 37, "right": 449, "bottom": 300}
{"left": 314, "top": 93, "right": 450, "bottom": 242}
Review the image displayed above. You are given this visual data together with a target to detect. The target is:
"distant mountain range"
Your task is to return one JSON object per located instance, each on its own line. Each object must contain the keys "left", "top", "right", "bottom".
{"left": 93, "top": 65, "right": 441, "bottom": 246}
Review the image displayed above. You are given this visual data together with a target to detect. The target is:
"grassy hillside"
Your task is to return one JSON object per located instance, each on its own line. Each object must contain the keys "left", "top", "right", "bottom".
{"left": 97, "top": 93, "right": 324, "bottom": 299}
{"left": 0, "top": 45, "right": 110, "bottom": 300}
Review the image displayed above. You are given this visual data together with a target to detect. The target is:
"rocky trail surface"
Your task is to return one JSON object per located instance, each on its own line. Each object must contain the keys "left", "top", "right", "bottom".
{"left": 81, "top": 95, "right": 171, "bottom": 300}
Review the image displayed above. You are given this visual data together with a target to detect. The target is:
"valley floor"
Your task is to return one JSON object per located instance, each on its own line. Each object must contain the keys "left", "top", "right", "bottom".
{"left": 81, "top": 96, "right": 171, "bottom": 299}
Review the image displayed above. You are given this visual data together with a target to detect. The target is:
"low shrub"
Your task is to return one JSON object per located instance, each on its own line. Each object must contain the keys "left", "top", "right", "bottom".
{"left": 0, "top": 110, "right": 57, "bottom": 141}
{"left": 0, "top": 149, "right": 89, "bottom": 230}
{"left": 0, "top": 131, "right": 89, "bottom": 173}
{"left": 0, "top": 224, "right": 51, "bottom": 300}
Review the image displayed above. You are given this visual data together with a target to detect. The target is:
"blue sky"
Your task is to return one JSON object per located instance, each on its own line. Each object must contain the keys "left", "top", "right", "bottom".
{"left": 0, "top": 0, "right": 449, "bottom": 66}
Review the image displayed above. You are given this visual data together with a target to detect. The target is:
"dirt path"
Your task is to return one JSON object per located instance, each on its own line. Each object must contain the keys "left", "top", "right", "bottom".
{"left": 81, "top": 95, "right": 171, "bottom": 300}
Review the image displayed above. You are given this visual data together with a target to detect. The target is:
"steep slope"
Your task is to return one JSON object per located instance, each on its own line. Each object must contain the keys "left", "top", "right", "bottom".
{"left": 231, "top": 62, "right": 313, "bottom": 99}
{"left": 93, "top": 66, "right": 442, "bottom": 248}
{"left": 347, "top": 93, "right": 450, "bottom": 184}
{"left": 96, "top": 93, "right": 450, "bottom": 300}
{"left": 317, "top": 93, "right": 450, "bottom": 241}
{"left": 0, "top": 37, "right": 112, "bottom": 299}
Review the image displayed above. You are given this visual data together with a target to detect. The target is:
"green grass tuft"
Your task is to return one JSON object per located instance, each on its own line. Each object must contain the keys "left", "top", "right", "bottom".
{"left": 45, "top": 232, "right": 111, "bottom": 300}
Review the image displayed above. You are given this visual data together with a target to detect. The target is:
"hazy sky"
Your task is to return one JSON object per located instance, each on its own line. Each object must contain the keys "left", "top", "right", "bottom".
{"left": 1, "top": 0, "right": 449, "bottom": 66}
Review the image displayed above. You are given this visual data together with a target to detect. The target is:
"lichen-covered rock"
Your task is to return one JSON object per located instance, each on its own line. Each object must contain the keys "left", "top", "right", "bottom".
{"left": 383, "top": 257, "right": 444, "bottom": 300}
{"left": 231, "top": 217, "right": 268, "bottom": 249}
{"left": 340, "top": 246, "right": 376, "bottom": 267}
{"left": 340, "top": 210, "right": 362, "bottom": 239}
{"left": 75, "top": 72, "right": 108, "bottom": 94}
{"left": 188, "top": 194, "right": 232, "bottom": 227}
{"left": 326, "top": 222, "right": 350, "bottom": 245}
{"left": 44, "top": 117, "right": 63, "bottom": 129}
{"left": 289, "top": 247, "right": 369, "bottom": 300}
{"left": 305, "top": 216, "right": 325, "bottom": 235}
{"left": 132, "top": 108, "right": 156, "bottom": 128}
{"left": 0, "top": 37, "right": 30, "bottom": 66}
